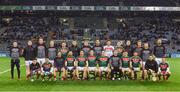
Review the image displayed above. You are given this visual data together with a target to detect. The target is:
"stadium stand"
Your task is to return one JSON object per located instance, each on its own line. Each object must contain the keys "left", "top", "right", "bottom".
{"left": 0, "top": 16, "right": 179, "bottom": 53}
{"left": 0, "top": 0, "right": 178, "bottom": 6}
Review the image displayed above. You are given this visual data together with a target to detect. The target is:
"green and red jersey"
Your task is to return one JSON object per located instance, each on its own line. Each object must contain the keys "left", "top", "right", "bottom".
{"left": 131, "top": 56, "right": 142, "bottom": 68}
{"left": 76, "top": 55, "right": 87, "bottom": 67}
{"left": 65, "top": 56, "right": 75, "bottom": 67}
{"left": 97, "top": 56, "right": 109, "bottom": 67}
{"left": 87, "top": 55, "right": 97, "bottom": 67}
{"left": 121, "top": 56, "right": 130, "bottom": 68}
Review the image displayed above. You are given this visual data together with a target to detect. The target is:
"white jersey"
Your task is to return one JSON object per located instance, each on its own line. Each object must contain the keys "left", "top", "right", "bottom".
{"left": 103, "top": 45, "right": 114, "bottom": 57}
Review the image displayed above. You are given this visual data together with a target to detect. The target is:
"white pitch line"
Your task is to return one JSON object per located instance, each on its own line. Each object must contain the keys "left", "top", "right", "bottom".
{"left": 0, "top": 64, "right": 25, "bottom": 75}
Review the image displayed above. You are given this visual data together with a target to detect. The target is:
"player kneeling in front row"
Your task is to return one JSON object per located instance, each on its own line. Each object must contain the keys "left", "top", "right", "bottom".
{"left": 97, "top": 51, "right": 111, "bottom": 80}
{"left": 130, "top": 52, "right": 143, "bottom": 80}
{"left": 158, "top": 58, "right": 171, "bottom": 80}
{"left": 41, "top": 59, "right": 53, "bottom": 81}
{"left": 109, "top": 50, "right": 121, "bottom": 80}
{"left": 76, "top": 51, "right": 88, "bottom": 80}
{"left": 121, "top": 51, "right": 131, "bottom": 80}
{"left": 87, "top": 50, "right": 98, "bottom": 80}
{"left": 144, "top": 56, "right": 158, "bottom": 81}
{"left": 29, "top": 59, "right": 41, "bottom": 82}
{"left": 54, "top": 52, "right": 66, "bottom": 81}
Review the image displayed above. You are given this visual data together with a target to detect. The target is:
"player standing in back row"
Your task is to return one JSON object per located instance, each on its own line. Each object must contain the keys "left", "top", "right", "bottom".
{"left": 36, "top": 37, "right": 47, "bottom": 66}
{"left": 153, "top": 39, "right": 166, "bottom": 65}
{"left": 103, "top": 40, "right": 114, "bottom": 58}
{"left": 23, "top": 40, "right": 36, "bottom": 80}
{"left": 10, "top": 41, "right": 21, "bottom": 80}
{"left": 47, "top": 40, "right": 57, "bottom": 66}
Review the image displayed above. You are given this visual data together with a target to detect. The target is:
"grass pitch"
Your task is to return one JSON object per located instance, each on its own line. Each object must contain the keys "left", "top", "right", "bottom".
{"left": 0, "top": 57, "right": 180, "bottom": 91}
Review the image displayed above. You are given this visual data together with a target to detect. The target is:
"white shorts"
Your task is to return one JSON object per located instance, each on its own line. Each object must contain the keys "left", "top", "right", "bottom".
{"left": 42, "top": 71, "right": 52, "bottom": 76}
{"left": 77, "top": 67, "right": 85, "bottom": 71}
{"left": 37, "top": 58, "right": 46, "bottom": 65}
{"left": 142, "top": 62, "right": 146, "bottom": 66}
{"left": 99, "top": 67, "right": 108, "bottom": 71}
{"left": 155, "top": 58, "right": 162, "bottom": 65}
{"left": 122, "top": 68, "right": 130, "bottom": 72}
{"left": 88, "top": 67, "right": 97, "bottom": 71}
{"left": 49, "top": 60, "right": 54, "bottom": 66}
{"left": 133, "top": 68, "right": 140, "bottom": 72}
{"left": 25, "top": 60, "right": 32, "bottom": 66}
{"left": 32, "top": 70, "right": 40, "bottom": 75}
{"left": 67, "top": 67, "right": 74, "bottom": 71}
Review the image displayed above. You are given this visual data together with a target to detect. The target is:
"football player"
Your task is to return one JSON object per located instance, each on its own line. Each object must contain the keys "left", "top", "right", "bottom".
{"left": 54, "top": 52, "right": 66, "bottom": 81}
{"left": 23, "top": 40, "right": 36, "bottom": 80}
{"left": 76, "top": 50, "right": 88, "bottom": 80}
{"left": 158, "top": 58, "right": 171, "bottom": 80}
{"left": 29, "top": 59, "right": 41, "bottom": 82}
{"left": 97, "top": 51, "right": 111, "bottom": 80}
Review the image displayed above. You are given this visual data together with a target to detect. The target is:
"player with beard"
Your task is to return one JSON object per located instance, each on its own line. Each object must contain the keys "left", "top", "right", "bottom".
{"left": 23, "top": 40, "right": 36, "bottom": 80}
{"left": 109, "top": 50, "right": 122, "bottom": 80}
{"left": 47, "top": 40, "right": 57, "bottom": 66}
{"left": 153, "top": 39, "right": 166, "bottom": 65}
{"left": 58, "top": 41, "right": 69, "bottom": 59}
{"left": 69, "top": 40, "right": 80, "bottom": 57}
{"left": 36, "top": 37, "right": 47, "bottom": 66}
{"left": 81, "top": 40, "right": 91, "bottom": 57}
{"left": 93, "top": 39, "right": 103, "bottom": 56}
{"left": 103, "top": 40, "right": 114, "bottom": 58}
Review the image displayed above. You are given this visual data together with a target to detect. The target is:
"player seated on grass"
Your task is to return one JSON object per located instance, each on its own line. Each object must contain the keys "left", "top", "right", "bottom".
{"left": 158, "top": 58, "right": 171, "bottom": 80}
{"left": 41, "top": 59, "right": 53, "bottom": 81}
{"left": 121, "top": 51, "right": 131, "bottom": 80}
{"left": 76, "top": 51, "right": 88, "bottom": 80}
{"left": 97, "top": 51, "right": 111, "bottom": 80}
{"left": 130, "top": 52, "right": 143, "bottom": 80}
{"left": 29, "top": 59, "right": 41, "bottom": 82}
{"left": 64, "top": 51, "right": 76, "bottom": 79}
{"left": 144, "top": 55, "right": 158, "bottom": 81}
{"left": 109, "top": 50, "right": 122, "bottom": 80}
{"left": 54, "top": 52, "right": 66, "bottom": 81}
{"left": 87, "top": 50, "right": 98, "bottom": 80}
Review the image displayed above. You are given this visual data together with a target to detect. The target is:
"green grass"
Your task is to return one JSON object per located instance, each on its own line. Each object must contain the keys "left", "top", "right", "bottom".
{"left": 0, "top": 57, "right": 180, "bottom": 91}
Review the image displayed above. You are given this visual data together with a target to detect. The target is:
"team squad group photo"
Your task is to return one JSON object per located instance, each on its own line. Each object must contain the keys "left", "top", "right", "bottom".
{"left": 10, "top": 37, "right": 171, "bottom": 82}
